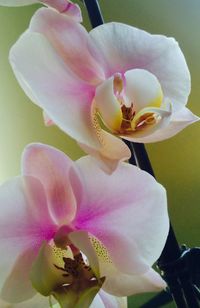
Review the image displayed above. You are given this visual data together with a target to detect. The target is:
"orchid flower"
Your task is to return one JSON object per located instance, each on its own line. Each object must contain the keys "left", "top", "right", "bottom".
{"left": 0, "top": 0, "right": 82, "bottom": 21}
{"left": 0, "top": 143, "right": 169, "bottom": 307}
{"left": 9, "top": 7, "right": 199, "bottom": 172}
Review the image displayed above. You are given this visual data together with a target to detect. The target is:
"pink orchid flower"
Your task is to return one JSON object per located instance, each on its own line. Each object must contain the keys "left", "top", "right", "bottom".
{"left": 9, "top": 7, "right": 199, "bottom": 172}
{"left": 0, "top": 143, "right": 168, "bottom": 307}
{"left": 0, "top": 0, "right": 82, "bottom": 22}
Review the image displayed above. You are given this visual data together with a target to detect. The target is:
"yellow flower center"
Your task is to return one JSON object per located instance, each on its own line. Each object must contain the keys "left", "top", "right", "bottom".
{"left": 94, "top": 69, "right": 171, "bottom": 139}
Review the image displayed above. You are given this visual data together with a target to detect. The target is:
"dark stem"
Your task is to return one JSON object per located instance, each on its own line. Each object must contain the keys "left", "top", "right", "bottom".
{"left": 82, "top": 0, "right": 104, "bottom": 28}
{"left": 125, "top": 142, "right": 155, "bottom": 176}
{"left": 83, "top": 0, "right": 199, "bottom": 307}
{"left": 123, "top": 139, "right": 138, "bottom": 166}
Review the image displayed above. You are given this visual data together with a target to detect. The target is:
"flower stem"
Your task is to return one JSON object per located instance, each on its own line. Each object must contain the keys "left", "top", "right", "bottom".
{"left": 82, "top": 0, "right": 104, "bottom": 28}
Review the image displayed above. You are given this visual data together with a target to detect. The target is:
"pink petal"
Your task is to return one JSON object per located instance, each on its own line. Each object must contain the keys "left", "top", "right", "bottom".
{"left": 78, "top": 130, "right": 131, "bottom": 174}
{"left": 10, "top": 31, "right": 100, "bottom": 149}
{"left": 30, "top": 8, "right": 104, "bottom": 84}
{"left": 0, "top": 176, "right": 56, "bottom": 301}
{"left": 22, "top": 143, "right": 82, "bottom": 225}
{"left": 89, "top": 23, "right": 191, "bottom": 109}
{"left": 73, "top": 157, "right": 169, "bottom": 275}
{"left": 130, "top": 106, "right": 199, "bottom": 143}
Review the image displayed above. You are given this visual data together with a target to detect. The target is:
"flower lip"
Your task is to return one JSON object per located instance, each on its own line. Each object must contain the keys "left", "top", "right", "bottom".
{"left": 95, "top": 68, "right": 171, "bottom": 138}
{"left": 54, "top": 251, "right": 97, "bottom": 283}
{"left": 30, "top": 231, "right": 104, "bottom": 304}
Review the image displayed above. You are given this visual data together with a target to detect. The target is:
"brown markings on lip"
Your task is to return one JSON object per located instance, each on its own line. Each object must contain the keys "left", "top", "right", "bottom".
{"left": 54, "top": 251, "right": 95, "bottom": 281}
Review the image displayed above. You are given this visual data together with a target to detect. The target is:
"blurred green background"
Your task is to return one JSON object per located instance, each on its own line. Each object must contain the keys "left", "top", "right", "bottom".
{"left": 0, "top": 0, "right": 200, "bottom": 307}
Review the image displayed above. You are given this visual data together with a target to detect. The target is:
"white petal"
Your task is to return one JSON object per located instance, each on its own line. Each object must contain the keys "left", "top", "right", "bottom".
{"left": 102, "top": 265, "right": 166, "bottom": 297}
{"left": 74, "top": 157, "right": 169, "bottom": 274}
{"left": 90, "top": 23, "right": 191, "bottom": 109}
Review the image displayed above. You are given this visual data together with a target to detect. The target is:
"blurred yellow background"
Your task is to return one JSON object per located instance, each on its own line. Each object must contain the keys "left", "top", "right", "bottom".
{"left": 0, "top": 0, "right": 200, "bottom": 307}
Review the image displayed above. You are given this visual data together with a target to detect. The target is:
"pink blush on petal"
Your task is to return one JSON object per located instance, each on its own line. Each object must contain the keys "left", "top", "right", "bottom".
{"left": 62, "top": 2, "right": 72, "bottom": 13}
